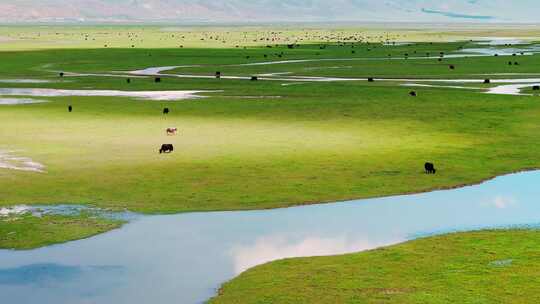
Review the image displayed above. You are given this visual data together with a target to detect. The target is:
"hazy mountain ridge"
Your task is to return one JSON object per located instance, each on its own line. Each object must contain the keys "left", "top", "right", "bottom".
{"left": 0, "top": 0, "right": 537, "bottom": 23}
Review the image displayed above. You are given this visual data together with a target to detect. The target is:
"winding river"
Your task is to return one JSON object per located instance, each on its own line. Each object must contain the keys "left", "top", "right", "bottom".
{"left": 1, "top": 170, "right": 540, "bottom": 304}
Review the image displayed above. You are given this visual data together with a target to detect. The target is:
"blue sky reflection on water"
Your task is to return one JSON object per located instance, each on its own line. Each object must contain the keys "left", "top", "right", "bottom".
{"left": 0, "top": 171, "right": 539, "bottom": 303}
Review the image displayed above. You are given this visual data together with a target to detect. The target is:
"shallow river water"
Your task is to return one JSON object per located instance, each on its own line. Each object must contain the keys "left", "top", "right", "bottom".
{"left": 1, "top": 171, "right": 540, "bottom": 304}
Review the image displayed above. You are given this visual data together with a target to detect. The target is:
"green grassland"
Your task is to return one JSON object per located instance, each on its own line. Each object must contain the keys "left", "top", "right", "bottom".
{"left": 2, "top": 44, "right": 540, "bottom": 213}
{"left": 1, "top": 24, "right": 540, "bottom": 51}
{"left": 0, "top": 213, "right": 123, "bottom": 250}
{"left": 1, "top": 30, "right": 540, "bottom": 249}
{"left": 210, "top": 229, "right": 540, "bottom": 304}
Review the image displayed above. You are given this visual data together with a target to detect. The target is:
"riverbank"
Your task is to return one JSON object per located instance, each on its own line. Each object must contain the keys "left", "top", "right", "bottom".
{"left": 0, "top": 213, "right": 123, "bottom": 250}
{"left": 2, "top": 168, "right": 540, "bottom": 303}
{"left": 210, "top": 229, "right": 540, "bottom": 303}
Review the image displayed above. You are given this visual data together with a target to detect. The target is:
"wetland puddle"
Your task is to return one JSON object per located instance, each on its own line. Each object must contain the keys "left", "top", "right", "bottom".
{"left": 0, "top": 151, "right": 45, "bottom": 173}
{"left": 0, "top": 98, "right": 49, "bottom": 105}
{"left": 0, "top": 88, "right": 215, "bottom": 101}
{"left": 1, "top": 171, "right": 540, "bottom": 303}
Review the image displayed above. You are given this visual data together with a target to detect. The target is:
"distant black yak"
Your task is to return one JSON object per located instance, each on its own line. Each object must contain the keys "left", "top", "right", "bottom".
{"left": 155, "top": 77, "right": 161, "bottom": 83}
{"left": 163, "top": 108, "right": 170, "bottom": 114}
{"left": 251, "top": 76, "right": 258, "bottom": 81}
{"left": 533, "top": 85, "right": 540, "bottom": 91}
{"left": 424, "top": 162, "right": 436, "bottom": 174}
{"left": 409, "top": 91, "right": 417, "bottom": 97}
{"left": 215, "top": 71, "right": 221, "bottom": 79}
{"left": 126, "top": 78, "right": 131, "bottom": 84}
{"left": 59, "top": 72, "right": 64, "bottom": 77}
{"left": 159, "top": 144, "right": 174, "bottom": 154}
{"left": 68, "top": 105, "right": 72, "bottom": 112}
{"left": 368, "top": 77, "right": 374, "bottom": 82}
{"left": 484, "top": 79, "right": 491, "bottom": 84}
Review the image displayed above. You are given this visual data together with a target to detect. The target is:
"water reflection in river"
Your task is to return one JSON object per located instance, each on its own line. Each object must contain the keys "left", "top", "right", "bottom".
{"left": 1, "top": 171, "right": 540, "bottom": 304}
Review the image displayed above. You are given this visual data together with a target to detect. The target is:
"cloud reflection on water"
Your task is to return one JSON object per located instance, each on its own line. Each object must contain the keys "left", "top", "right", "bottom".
{"left": 230, "top": 235, "right": 403, "bottom": 274}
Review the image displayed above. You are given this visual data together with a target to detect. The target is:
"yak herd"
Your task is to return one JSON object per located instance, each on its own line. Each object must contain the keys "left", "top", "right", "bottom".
{"left": 58, "top": 39, "right": 538, "bottom": 174}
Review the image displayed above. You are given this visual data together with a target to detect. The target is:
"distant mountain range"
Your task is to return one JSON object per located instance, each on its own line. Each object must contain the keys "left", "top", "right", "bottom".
{"left": 0, "top": 0, "right": 537, "bottom": 23}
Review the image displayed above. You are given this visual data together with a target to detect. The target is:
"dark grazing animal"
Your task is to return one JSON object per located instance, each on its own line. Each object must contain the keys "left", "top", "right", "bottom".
{"left": 126, "top": 78, "right": 131, "bottom": 84}
{"left": 59, "top": 72, "right": 64, "bottom": 77}
{"left": 68, "top": 105, "right": 72, "bottom": 112}
{"left": 425, "top": 162, "right": 436, "bottom": 174}
{"left": 159, "top": 144, "right": 174, "bottom": 154}
{"left": 367, "top": 77, "right": 374, "bottom": 82}
{"left": 251, "top": 76, "right": 258, "bottom": 81}
{"left": 484, "top": 79, "right": 491, "bottom": 84}
{"left": 163, "top": 108, "right": 170, "bottom": 114}
{"left": 533, "top": 85, "right": 540, "bottom": 91}
{"left": 409, "top": 91, "right": 417, "bottom": 97}
{"left": 449, "top": 65, "right": 455, "bottom": 70}
{"left": 215, "top": 71, "right": 221, "bottom": 79}
{"left": 155, "top": 77, "right": 161, "bottom": 83}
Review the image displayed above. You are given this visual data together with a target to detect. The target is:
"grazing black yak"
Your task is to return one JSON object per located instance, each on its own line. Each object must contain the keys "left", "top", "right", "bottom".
{"left": 126, "top": 78, "right": 131, "bottom": 83}
{"left": 425, "top": 162, "right": 436, "bottom": 174}
{"left": 68, "top": 105, "right": 72, "bottom": 112}
{"left": 409, "top": 91, "right": 417, "bottom": 97}
{"left": 159, "top": 144, "right": 174, "bottom": 154}
{"left": 533, "top": 85, "right": 540, "bottom": 91}
{"left": 155, "top": 77, "right": 161, "bottom": 83}
{"left": 59, "top": 72, "right": 64, "bottom": 77}
{"left": 163, "top": 108, "right": 170, "bottom": 114}
{"left": 368, "top": 77, "right": 374, "bottom": 82}
{"left": 215, "top": 71, "right": 221, "bottom": 79}
{"left": 251, "top": 76, "right": 258, "bottom": 81}
{"left": 484, "top": 79, "right": 491, "bottom": 84}
{"left": 449, "top": 65, "right": 455, "bottom": 70}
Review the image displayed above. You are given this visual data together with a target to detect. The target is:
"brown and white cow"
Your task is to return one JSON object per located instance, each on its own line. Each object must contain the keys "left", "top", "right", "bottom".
{"left": 166, "top": 128, "right": 178, "bottom": 136}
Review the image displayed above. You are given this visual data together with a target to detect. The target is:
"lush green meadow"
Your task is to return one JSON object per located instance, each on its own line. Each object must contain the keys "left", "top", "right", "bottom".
{"left": 211, "top": 229, "right": 540, "bottom": 304}
{"left": 0, "top": 213, "right": 123, "bottom": 250}
{"left": 1, "top": 28, "right": 540, "bottom": 251}
{"left": 2, "top": 44, "right": 540, "bottom": 214}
